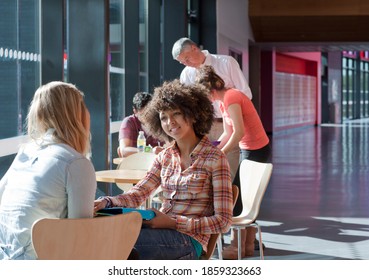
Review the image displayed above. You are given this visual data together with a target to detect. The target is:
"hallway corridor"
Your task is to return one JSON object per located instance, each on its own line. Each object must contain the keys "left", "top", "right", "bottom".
{"left": 256, "top": 120, "right": 369, "bottom": 260}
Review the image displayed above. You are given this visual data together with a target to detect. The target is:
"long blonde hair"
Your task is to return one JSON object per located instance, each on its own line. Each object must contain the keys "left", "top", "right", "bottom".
{"left": 27, "top": 81, "right": 91, "bottom": 156}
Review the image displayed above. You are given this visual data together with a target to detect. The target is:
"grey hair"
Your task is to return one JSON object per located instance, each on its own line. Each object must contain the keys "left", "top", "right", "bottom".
{"left": 172, "top": 37, "right": 197, "bottom": 60}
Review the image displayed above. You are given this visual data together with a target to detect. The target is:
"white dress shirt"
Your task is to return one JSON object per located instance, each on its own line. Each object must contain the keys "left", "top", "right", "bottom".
{"left": 180, "top": 50, "right": 252, "bottom": 99}
{"left": 179, "top": 50, "right": 252, "bottom": 117}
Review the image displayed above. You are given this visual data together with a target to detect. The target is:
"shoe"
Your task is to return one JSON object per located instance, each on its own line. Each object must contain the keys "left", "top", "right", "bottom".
{"left": 222, "top": 229, "right": 246, "bottom": 259}
{"left": 254, "top": 239, "right": 266, "bottom": 251}
{"left": 222, "top": 229, "right": 254, "bottom": 259}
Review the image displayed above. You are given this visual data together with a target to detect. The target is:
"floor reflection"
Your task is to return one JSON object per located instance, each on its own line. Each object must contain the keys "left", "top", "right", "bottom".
{"left": 255, "top": 121, "right": 369, "bottom": 260}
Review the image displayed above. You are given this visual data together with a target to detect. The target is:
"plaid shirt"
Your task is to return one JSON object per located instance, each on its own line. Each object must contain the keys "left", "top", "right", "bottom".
{"left": 109, "top": 136, "right": 233, "bottom": 252}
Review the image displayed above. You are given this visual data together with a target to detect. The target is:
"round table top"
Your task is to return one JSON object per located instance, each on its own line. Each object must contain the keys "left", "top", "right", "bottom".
{"left": 95, "top": 169, "right": 147, "bottom": 184}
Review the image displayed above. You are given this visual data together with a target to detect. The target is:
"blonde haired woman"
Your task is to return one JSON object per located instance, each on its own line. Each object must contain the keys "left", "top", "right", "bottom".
{"left": 0, "top": 81, "right": 96, "bottom": 260}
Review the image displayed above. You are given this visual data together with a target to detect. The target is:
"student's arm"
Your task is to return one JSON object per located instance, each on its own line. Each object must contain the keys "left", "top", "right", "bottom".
{"left": 95, "top": 156, "right": 162, "bottom": 211}
{"left": 66, "top": 158, "right": 97, "bottom": 218}
{"left": 217, "top": 118, "right": 231, "bottom": 149}
{"left": 118, "top": 138, "right": 138, "bottom": 157}
{"left": 221, "top": 103, "right": 245, "bottom": 155}
{"left": 118, "top": 116, "right": 139, "bottom": 157}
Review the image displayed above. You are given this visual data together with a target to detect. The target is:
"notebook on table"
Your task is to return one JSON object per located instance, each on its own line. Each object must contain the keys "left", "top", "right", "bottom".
{"left": 96, "top": 207, "right": 155, "bottom": 220}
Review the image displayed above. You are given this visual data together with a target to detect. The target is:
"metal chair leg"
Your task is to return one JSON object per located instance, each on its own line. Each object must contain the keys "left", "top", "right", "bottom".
{"left": 216, "top": 235, "right": 223, "bottom": 260}
{"left": 257, "top": 225, "right": 264, "bottom": 260}
{"left": 237, "top": 228, "right": 242, "bottom": 260}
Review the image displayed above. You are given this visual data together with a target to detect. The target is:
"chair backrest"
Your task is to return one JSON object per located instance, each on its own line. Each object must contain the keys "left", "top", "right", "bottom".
{"left": 117, "top": 152, "right": 157, "bottom": 170}
{"left": 116, "top": 152, "right": 157, "bottom": 192}
{"left": 237, "top": 159, "right": 273, "bottom": 221}
{"left": 31, "top": 212, "right": 142, "bottom": 260}
{"left": 202, "top": 184, "right": 239, "bottom": 260}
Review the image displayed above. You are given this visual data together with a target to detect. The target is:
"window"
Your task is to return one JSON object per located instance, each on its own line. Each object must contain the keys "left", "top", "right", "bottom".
{"left": 342, "top": 56, "right": 357, "bottom": 120}
{"left": 0, "top": 0, "right": 41, "bottom": 177}
{"left": 229, "top": 48, "right": 243, "bottom": 70}
{"left": 109, "top": 0, "right": 125, "bottom": 122}
{"left": 342, "top": 51, "right": 369, "bottom": 120}
{"left": 360, "top": 60, "right": 369, "bottom": 118}
{"left": 0, "top": 0, "right": 41, "bottom": 139}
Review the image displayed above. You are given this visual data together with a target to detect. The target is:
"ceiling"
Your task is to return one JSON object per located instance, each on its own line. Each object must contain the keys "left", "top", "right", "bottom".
{"left": 249, "top": 0, "right": 369, "bottom": 52}
{"left": 252, "top": 42, "right": 369, "bottom": 53}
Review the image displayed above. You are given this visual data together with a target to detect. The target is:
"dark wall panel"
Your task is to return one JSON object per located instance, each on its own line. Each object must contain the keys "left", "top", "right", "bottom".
{"left": 67, "top": 0, "right": 109, "bottom": 171}
{"left": 41, "top": 0, "right": 64, "bottom": 83}
{"left": 147, "top": 0, "right": 161, "bottom": 91}
{"left": 199, "top": 0, "right": 216, "bottom": 53}
{"left": 123, "top": 0, "right": 139, "bottom": 113}
{"left": 162, "top": 0, "right": 187, "bottom": 81}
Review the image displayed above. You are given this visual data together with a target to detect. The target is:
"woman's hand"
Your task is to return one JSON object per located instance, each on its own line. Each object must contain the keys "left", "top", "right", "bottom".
{"left": 143, "top": 208, "right": 176, "bottom": 229}
{"left": 152, "top": 146, "right": 164, "bottom": 155}
{"left": 93, "top": 198, "right": 107, "bottom": 216}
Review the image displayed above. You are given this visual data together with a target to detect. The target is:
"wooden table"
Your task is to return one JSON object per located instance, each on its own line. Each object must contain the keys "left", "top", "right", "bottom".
{"left": 95, "top": 169, "right": 147, "bottom": 184}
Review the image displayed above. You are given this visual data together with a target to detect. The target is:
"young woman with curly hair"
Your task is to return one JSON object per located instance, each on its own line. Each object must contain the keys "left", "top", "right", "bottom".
{"left": 95, "top": 80, "right": 233, "bottom": 260}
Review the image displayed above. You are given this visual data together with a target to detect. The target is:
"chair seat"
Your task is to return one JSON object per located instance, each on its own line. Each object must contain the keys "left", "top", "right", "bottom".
{"left": 232, "top": 216, "right": 255, "bottom": 225}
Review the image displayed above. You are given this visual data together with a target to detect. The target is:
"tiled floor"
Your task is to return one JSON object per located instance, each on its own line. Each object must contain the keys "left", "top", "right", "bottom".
{"left": 221, "top": 120, "right": 369, "bottom": 260}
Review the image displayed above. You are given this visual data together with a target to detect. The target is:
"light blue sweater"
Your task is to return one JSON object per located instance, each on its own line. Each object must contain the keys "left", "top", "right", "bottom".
{"left": 0, "top": 138, "right": 96, "bottom": 260}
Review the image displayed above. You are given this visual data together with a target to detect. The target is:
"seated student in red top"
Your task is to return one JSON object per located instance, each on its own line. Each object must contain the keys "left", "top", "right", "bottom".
{"left": 118, "top": 92, "right": 165, "bottom": 157}
{"left": 95, "top": 80, "right": 233, "bottom": 260}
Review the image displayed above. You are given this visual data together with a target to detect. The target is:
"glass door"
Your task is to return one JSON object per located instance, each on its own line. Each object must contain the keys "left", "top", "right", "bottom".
{"left": 360, "top": 60, "right": 369, "bottom": 118}
{"left": 342, "top": 54, "right": 357, "bottom": 120}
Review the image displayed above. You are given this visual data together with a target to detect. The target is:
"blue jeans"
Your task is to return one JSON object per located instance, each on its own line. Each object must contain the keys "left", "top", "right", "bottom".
{"left": 133, "top": 227, "right": 198, "bottom": 260}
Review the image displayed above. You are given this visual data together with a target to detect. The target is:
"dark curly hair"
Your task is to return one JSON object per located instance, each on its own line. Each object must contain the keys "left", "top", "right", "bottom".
{"left": 196, "top": 65, "right": 225, "bottom": 91}
{"left": 141, "top": 79, "right": 214, "bottom": 142}
{"left": 132, "top": 92, "right": 153, "bottom": 111}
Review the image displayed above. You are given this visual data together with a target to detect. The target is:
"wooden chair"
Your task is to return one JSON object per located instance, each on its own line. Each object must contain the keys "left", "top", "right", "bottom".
{"left": 116, "top": 152, "right": 156, "bottom": 192}
{"left": 117, "top": 152, "right": 157, "bottom": 170}
{"left": 201, "top": 184, "right": 239, "bottom": 260}
{"left": 31, "top": 212, "right": 142, "bottom": 260}
{"left": 218, "top": 159, "right": 273, "bottom": 260}
{"left": 116, "top": 152, "right": 162, "bottom": 208}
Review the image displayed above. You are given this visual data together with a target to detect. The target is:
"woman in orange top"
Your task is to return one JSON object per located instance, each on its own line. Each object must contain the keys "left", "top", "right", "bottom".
{"left": 196, "top": 65, "right": 271, "bottom": 259}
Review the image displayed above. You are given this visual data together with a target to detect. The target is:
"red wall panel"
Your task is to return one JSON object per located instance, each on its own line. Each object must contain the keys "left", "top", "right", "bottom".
{"left": 274, "top": 53, "right": 318, "bottom": 131}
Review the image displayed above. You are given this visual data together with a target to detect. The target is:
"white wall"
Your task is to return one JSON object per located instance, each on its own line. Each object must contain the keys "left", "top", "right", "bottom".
{"left": 216, "top": 0, "right": 254, "bottom": 80}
